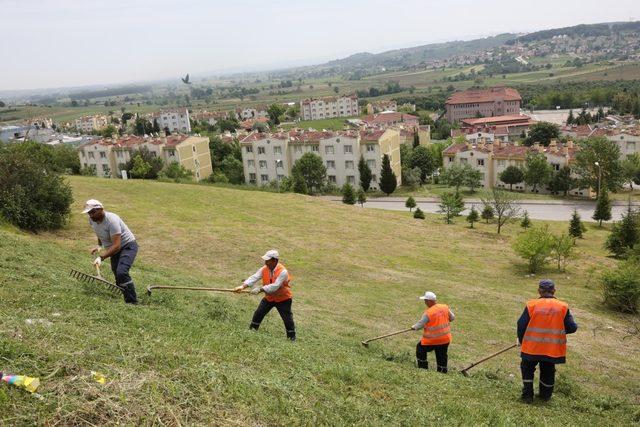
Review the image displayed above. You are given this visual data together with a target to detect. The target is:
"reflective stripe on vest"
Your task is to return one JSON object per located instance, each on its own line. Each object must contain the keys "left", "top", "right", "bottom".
{"left": 421, "top": 304, "right": 451, "bottom": 345}
{"left": 521, "top": 298, "right": 568, "bottom": 359}
{"left": 261, "top": 263, "right": 292, "bottom": 303}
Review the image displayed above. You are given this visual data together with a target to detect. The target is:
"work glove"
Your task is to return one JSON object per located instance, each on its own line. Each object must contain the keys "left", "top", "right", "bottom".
{"left": 93, "top": 256, "right": 102, "bottom": 267}
{"left": 233, "top": 285, "right": 245, "bottom": 293}
{"left": 90, "top": 245, "right": 101, "bottom": 255}
{"left": 250, "top": 287, "right": 262, "bottom": 295}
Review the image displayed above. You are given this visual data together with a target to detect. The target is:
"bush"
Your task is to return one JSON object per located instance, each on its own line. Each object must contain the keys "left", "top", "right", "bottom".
{"left": 569, "top": 209, "right": 586, "bottom": 239}
{"left": 342, "top": 183, "right": 356, "bottom": 205}
{"left": 206, "top": 171, "right": 229, "bottom": 183}
{"left": 0, "top": 147, "right": 73, "bottom": 231}
{"left": 413, "top": 207, "right": 425, "bottom": 219}
{"left": 512, "top": 226, "right": 553, "bottom": 273}
{"left": 481, "top": 205, "right": 494, "bottom": 223}
{"left": 605, "top": 205, "right": 639, "bottom": 258}
{"left": 405, "top": 196, "right": 417, "bottom": 212}
{"left": 602, "top": 261, "right": 640, "bottom": 313}
{"left": 159, "top": 162, "right": 194, "bottom": 182}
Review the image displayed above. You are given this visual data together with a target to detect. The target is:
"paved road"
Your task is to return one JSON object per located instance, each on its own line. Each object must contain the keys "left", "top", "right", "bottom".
{"left": 325, "top": 197, "right": 637, "bottom": 222}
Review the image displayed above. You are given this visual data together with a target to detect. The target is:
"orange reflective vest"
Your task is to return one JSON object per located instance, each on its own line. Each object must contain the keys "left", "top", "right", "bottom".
{"left": 521, "top": 298, "right": 568, "bottom": 359}
{"left": 261, "top": 263, "right": 292, "bottom": 303}
{"left": 421, "top": 303, "right": 452, "bottom": 346}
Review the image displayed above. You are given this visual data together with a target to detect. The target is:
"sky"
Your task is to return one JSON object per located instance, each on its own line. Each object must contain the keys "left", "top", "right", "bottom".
{"left": 0, "top": 0, "right": 638, "bottom": 91}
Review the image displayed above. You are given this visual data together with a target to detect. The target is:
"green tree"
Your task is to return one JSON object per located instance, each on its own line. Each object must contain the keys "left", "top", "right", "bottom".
{"left": 621, "top": 153, "right": 640, "bottom": 190}
{"left": 134, "top": 117, "right": 154, "bottom": 136}
{"left": 402, "top": 166, "right": 421, "bottom": 188}
{"left": 548, "top": 166, "right": 574, "bottom": 196}
{"left": 466, "top": 205, "right": 479, "bottom": 228}
{"left": 130, "top": 155, "right": 152, "bottom": 178}
{"left": 567, "top": 109, "right": 575, "bottom": 124}
{"left": 499, "top": 165, "right": 524, "bottom": 190}
{"left": 569, "top": 209, "right": 586, "bottom": 239}
{"left": 524, "top": 121, "right": 560, "bottom": 146}
{"left": 291, "top": 171, "right": 308, "bottom": 194}
{"left": 481, "top": 188, "right": 520, "bottom": 234}
{"left": 410, "top": 146, "right": 435, "bottom": 183}
{"left": 292, "top": 153, "right": 326, "bottom": 194}
{"left": 413, "top": 207, "right": 426, "bottom": 219}
{"left": 220, "top": 157, "right": 245, "bottom": 184}
{"left": 438, "top": 192, "right": 465, "bottom": 224}
{"left": 267, "top": 103, "right": 286, "bottom": 126}
{"left": 524, "top": 152, "right": 553, "bottom": 192}
{"left": 512, "top": 226, "right": 554, "bottom": 273}
{"left": 342, "top": 183, "right": 356, "bottom": 205}
{"left": 605, "top": 203, "right": 639, "bottom": 258}
{"left": 464, "top": 167, "right": 483, "bottom": 192}
{"left": 573, "top": 137, "right": 624, "bottom": 194}
{"left": 100, "top": 125, "right": 118, "bottom": 138}
{"left": 405, "top": 196, "right": 417, "bottom": 212}
{"left": 520, "top": 211, "right": 531, "bottom": 228}
{"left": 551, "top": 233, "right": 575, "bottom": 272}
{"left": 481, "top": 205, "right": 495, "bottom": 223}
{"left": 358, "top": 156, "right": 372, "bottom": 192}
{"left": 602, "top": 260, "right": 640, "bottom": 313}
{"left": 413, "top": 132, "right": 420, "bottom": 148}
{"left": 379, "top": 154, "right": 397, "bottom": 195}
{"left": 592, "top": 189, "right": 612, "bottom": 226}
{"left": 441, "top": 163, "right": 467, "bottom": 194}
{"left": 159, "top": 162, "right": 193, "bottom": 182}
{"left": 357, "top": 188, "right": 367, "bottom": 207}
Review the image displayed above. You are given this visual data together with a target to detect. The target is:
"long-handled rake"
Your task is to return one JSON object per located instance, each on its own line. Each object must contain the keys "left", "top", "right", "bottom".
{"left": 361, "top": 328, "right": 413, "bottom": 348}
{"left": 146, "top": 285, "right": 250, "bottom": 296}
{"left": 460, "top": 343, "right": 518, "bottom": 377}
{"left": 70, "top": 263, "right": 123, "bottom": 293}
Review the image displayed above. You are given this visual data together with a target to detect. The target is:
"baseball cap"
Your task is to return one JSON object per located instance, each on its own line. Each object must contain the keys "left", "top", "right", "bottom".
{"left": 261, "top": 249, "right": 279, "bottom": 260}
{"left": 539, "top": 279, "right": 555, "bottom": 291}
{"left": 82, "top": 199, "right": 103, "bottom": 214}
{"left": 419, "top": 291, "right": 437, "bottom": 301}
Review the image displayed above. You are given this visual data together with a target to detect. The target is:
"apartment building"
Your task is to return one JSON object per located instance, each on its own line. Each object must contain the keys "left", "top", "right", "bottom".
{"left": 74, "top": 115, "right": 109, "bottom": 133}
{"left": 601, "top": 129, "right": 640, "bottom": 159}
{"left": 151, "top": 108, "right": 191, "bottom": 133}
{"left": 300, "top": 95, "right": 359, "bottom": 121}
{"left": 78, "top": 134, "right": 212, "bottom": 181}
{"left": 240, "top": 128, "right": 401, "bottom": 189}
{"left": 366, "top": 100, "right": 398, "bottom": 114}
{"left": 442, "top": 139, "right": 589, "bottom": 195}
{"left": 235, "top": 106, "right": 268, "bottom": 121}
{"left": 192, "top": 110, "right": 228, "bottom": 126}
{"left": 361, "top": 111, "right": 419, "bottom": 127}
{"left": 445, "top": 87, "right": 522, "bottom": 122}
{"left": 399, "top": 125, "right": 431, "bottom": 146}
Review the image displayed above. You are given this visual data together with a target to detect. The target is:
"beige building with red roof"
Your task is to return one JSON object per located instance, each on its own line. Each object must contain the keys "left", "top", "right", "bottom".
{"left": 78, "top": 134, "right": 212, "bottom": 181}
{"left": 240, "top": 128, "right": 401, "bottom": 189}
{"left": 300, "top": 95, "right": 359, "bottom": 121}
{"left": 445, "top": 87, "right": 522, "bottom": 123}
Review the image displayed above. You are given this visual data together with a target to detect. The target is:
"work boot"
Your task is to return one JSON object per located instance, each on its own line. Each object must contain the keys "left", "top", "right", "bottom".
{"left": 521, "top": 393, "right": 534, "bottom": 404}
{"left": 249, "top": 322, "right": 260, "bottom": 331}
{"left": 287, "top": 330, "right": 296, "bottom": 341}
{"left": 122, "top": 283, "right": 138, "bottom": 304}
{"left": 437, "top": 365, "right": 448, "bottom": 374}
{"left": 417, "top": 359, "right": 428, "bottom": 369}
{"left": 521, "top": 382, "right": 534, "bottom": 404}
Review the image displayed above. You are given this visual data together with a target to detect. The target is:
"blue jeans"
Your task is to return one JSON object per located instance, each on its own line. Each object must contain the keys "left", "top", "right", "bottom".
{"left": 110, "top": 241, "right": 138, "bottom": 304}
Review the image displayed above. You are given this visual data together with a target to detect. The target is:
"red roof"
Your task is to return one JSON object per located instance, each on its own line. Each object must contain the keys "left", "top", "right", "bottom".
{"left": 443, "top": 141, "right": 579, "bottom": 160}
{"left": 361, "top": 112, "right": 418, "bottom": 125}
{"left": 446, "top": 87, "right": 521, "bottom": 105}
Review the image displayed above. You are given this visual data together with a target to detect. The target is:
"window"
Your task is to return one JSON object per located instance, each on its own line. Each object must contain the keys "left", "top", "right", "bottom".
{"left": 366, "top": 160, "right": 375, "bottom": 169}
{"left": 168, "top": 149, "right": 176, "bottom": 157}
{"left": 275, "top": 160, "right": 283, "bottom": 168}
{"left": 371, "top": 174, "right": 377, "bottom": 182}
{"left": 552, "top": 163, "right": 560, "bottom": 171}
{"left": 366, "top": 145, "right": 375, "bottom": 152}
{"left": 245, "top": 146, "right": 253, "bottom": 153}
{"left": 498, "top": 159, "right": 505, "bottom": 167}
{"left": 328, "top": 175, "right": 336, "bottom": 183}
{"left": 326, "top": 160, "right": 335, "bottom": 169}
{"left": 448, "top": 157, "right": 454, "bottom": 163}
{"left": 344, "top": 145, "right": 352, "bottom": 154}
{"left": 347, "top": 175, "right": 355, "bottom": 184}
{"left": 261, "top": 174, "right": 269, "bottom": 183}
{"left": 249, "top": 173, "right": 256, "bottom": 184}
{"left": 311, "top": 145, "right": 319, "bottom": 152}
{"left": 325, "top": 145, "right": 334, "bottom": 155}
{"left": 102, "top": 164, "right": 109, "bottom": 173}
{"left": 247, "top": 160, "right": 255, "bottom": 167}
{"left": 257, "top": 147, "right": 266, "bottom": 155}
{"left": 259, "top": 160, "right": 267, "bottom": 169}
{"left": 274, "top": 146, "right": 282, "bottom": 155}
{"left": 116, "top": 151, "right": 122, "bottom": 158}
{"left": 99, "top": 152, "right": 106, "bottom": 159}
{"left": 80, "top": 151, "right": 85, "bottom": 158}
{"left": 345, "top": 161, "right": 354, "bottom": 169}
{"left": 294, "top": 146, "right": 302, "bottom": 154}
{"left": 477, "top": 159, "right": 484, "bottom": 166}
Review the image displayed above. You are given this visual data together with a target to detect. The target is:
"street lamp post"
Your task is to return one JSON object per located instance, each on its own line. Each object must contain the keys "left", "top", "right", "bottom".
{"left": 595, "top": 161, "right": 602, "bottom": 197}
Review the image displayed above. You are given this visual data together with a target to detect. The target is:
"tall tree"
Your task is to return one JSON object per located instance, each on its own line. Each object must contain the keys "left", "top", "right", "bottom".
{"left": 481, "top": 188, "right": 521, "bottom": 234}
{"left": 592, "top": 189, "right": 612, "bottom": 227}
{"left": 525, "top": 122, "right": 560, "bottom": 146}
{"left": 410, "top": 146, "right": 435, "bottom": 183}
{"left": 605, "top": 202, "right": 639, "bottom": 258}
{"left": 438, "top": 192, "right": 465, "bottom": 224}
{"left": 621, "top": 153, "right": 640, "bottom": 190}
{"left": 441, "top": 163, "right": 467, "bottom": 194}
{"left": 464, "top": 167, "right": 483, "bottom": 192}
{"left": 499, "top": 165, "right": 524, "bottom": 190}
{"left": 358, "top": 156, "right": 372, "bottom": 192}
{"left": 548, "top": 166, "right": 574, "bottom": 196}
{"left": 267, "top": 103, "right": 286, "bottom": 126}
{"left": 379, "top": 154, "right": 397, "bottom": 195}
{"left": 291, "top": 153, "right": 326, "bottom": 194}
{"left": 573, "top": 137, "right": 624, "bottom": 195}
{"left": 524, "top": 152, "right": 553, "bottom": 192}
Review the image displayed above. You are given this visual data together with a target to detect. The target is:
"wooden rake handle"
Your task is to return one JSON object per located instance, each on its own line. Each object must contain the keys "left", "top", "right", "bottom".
{"left": 362, "top": 328, "right": 413, "bottom": 347}
{"left": 146, "top": 285, "right": 250, "bottom": 295}
{"left": 460, "top": 343, "right": 518, "bottom": 376}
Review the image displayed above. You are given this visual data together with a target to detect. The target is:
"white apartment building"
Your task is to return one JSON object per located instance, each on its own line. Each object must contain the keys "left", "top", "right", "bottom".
{"left": 604, "top": 131, "right": 640, "bottom": 159}
{"left": 300, "top": 95, "right": 359, "bottom": 121}
{"left": 235, "top": 106, "right": 269, "bottom": 121}
{"left": 240, "top": 129, "right": 401, "bottom": 189}
{"left": 74, "top": 115, "right": 108, "bottom": 133}
{"left": 152, "top": 108, "right": 191, "bottom": 133}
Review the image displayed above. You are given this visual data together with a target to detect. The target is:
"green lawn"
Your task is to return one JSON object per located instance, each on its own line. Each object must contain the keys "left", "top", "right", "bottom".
{"left": 1, "top": 176, "right": 639, "bottom": 425}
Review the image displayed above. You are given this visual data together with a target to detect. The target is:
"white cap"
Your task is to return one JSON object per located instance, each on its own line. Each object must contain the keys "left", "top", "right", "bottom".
{"left": 261, "top": 249, "right": 279, "bottom": 260}
{"left": 419, "top": 291, "right": 437, "bottom": 301}
{"left": 82, "top": 199, "right": 103, "bottom": 214}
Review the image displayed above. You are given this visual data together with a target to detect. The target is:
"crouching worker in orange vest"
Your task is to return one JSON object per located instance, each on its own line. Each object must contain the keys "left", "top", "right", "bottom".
{"left": 518, "top": 279, "right": 578, "bottom": 403}
{"left": 234, "top": 250, "right": 296, "bottom": 341}
{"left": 411, "top": 291, "right": 454, "bottom": 373}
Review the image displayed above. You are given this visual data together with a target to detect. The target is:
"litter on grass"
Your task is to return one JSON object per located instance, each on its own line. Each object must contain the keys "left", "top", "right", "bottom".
{"left": 1, "top": 372, "right": 41, "bottom": 393}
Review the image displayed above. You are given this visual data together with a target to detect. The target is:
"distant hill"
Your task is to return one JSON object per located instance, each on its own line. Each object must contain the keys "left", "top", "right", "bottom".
{"left": 507, "top": 21, "right": 640, "bottom": 44}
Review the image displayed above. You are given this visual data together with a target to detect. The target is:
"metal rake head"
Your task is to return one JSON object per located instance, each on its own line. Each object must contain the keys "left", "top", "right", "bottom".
{"left": 69, "top": 269, "right": 123, "bottom": 293}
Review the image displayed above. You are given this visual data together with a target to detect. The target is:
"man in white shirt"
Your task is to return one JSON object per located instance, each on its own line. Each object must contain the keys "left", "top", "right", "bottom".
{"left": 83, "top": 199, "right": 139, "bottom": 304}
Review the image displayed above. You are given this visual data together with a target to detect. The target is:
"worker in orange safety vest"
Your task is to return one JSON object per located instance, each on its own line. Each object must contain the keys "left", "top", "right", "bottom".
{"left": 517, "top": 279, "right": 578, "bottom": 403}
{"left": 411, "top": 291, "right": 455, "bottom": 373}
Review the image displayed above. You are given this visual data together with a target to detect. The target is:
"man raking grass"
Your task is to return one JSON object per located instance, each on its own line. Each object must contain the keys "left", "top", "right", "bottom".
{"left": 411, "top": 291, "right": 455, "bottom": 373}
{"left": 234, "top": 250, "right": 296, "bottom": 341}
{"left": 83, "top": 199, "right": 139, "bottom": 304}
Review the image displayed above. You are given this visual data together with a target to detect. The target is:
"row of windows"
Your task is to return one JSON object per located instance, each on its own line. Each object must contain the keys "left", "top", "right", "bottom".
{"left": 246, "top": 144, "right": 377, "bottom": 155}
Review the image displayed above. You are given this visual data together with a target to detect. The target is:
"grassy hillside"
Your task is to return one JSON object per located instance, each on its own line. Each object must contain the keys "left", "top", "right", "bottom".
{"left": 1, "top": 176, "right": 639, "bottom": 425}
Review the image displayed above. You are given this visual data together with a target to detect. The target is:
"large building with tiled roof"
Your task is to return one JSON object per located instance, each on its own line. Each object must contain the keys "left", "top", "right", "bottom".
{"left": 445, "top": 86, "right": 522, "bottom": 123}
{"left": 300, "top": 95, "right": 359, "bottom": 121}
{"left": 151, "top": 108, "right": 191, "bottom": 134}
{"left": 78, "top": 134, "right": 211, "bottom": 180}
{"left": 240, "top": 128, "right": 400, "bottom": 189}
{"left": 361, "top": 111, "right": 419, "bottom": 127}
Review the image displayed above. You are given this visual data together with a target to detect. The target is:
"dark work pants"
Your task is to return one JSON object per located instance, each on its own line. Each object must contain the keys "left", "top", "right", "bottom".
{"left": 521, "top": 359, "right": 556, "bottom": 399}
{"left": 250, "top": 298, "right": 296, "bottom": 339}
{"left": 110, "top": 241, "right": 138, "bottom": 304}
{"left": 416, "top": 342, "right": 449, "bottom": 373}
